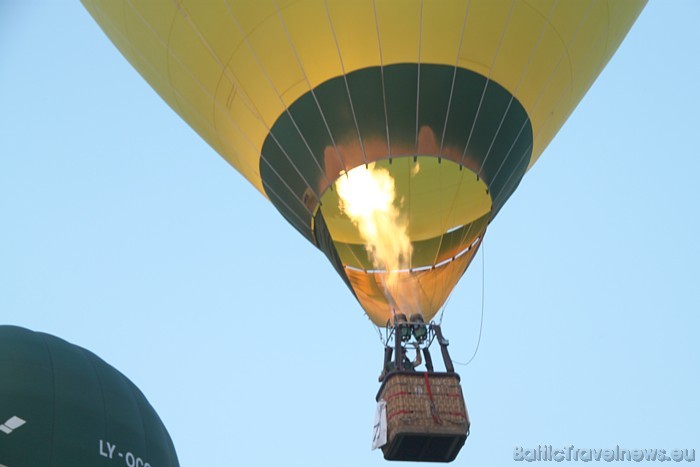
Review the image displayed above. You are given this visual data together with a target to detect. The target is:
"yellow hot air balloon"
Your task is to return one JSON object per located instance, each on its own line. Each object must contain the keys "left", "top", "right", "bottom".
{"left": 81, "top": 0, "right": 645, "bottom": 327}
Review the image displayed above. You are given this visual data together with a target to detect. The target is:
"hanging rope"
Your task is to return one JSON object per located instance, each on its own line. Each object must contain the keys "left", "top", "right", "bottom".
{"left": 436, "top": 286, "right": 452, "bottom": 326}
{"left": 373, "top": 323, "right": 386, "bottom": 346}
{"left": 453, "top": 239, "right": 485, "bottom": 366}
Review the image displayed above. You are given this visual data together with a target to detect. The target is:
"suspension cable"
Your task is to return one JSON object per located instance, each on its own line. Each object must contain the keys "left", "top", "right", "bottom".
{"left": 454, "top": 238, "right": 485, "bottom": 366}
{"left": 373, "top": 322, "right": 386, "bottom": 346}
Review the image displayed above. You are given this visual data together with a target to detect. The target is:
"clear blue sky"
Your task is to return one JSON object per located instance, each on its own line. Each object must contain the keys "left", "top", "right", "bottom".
{"left": 1, "top": 2, "right": 698, "bottom": 466}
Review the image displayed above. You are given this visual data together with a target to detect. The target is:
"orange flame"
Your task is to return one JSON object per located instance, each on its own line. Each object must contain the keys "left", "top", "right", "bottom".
{"left": 335, "top": 163, "right": 418, "bottom": 315}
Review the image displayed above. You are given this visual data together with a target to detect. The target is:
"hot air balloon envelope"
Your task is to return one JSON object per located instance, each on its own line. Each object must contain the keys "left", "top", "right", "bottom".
{"left": 80, "top": 0, "right": 646, "bottom": 324}
{"left": 0, "top": 326, "right": 179, "bottom": 467}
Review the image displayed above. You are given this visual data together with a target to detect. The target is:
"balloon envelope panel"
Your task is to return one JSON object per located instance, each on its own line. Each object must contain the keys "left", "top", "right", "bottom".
{"left": 0, "top": 326, "right": 179, "bottom": 467}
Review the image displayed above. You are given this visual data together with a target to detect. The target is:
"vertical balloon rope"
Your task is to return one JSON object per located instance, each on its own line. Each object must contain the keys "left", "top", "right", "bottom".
{"left": 460, "top": 0, "right": 516, "bottom": 171}
{"left": 415, "top": 0, "right": 423, "bottom": 153}
{"left": 324, "top": 0, "right": 368, "bottom": 167}
{"left": 453, "top": 238, "right": 485, "bottom": 367}
{"left": 222, "top": 1, "right": 333, "bottom": 194}
{"left": 478, "top": 0, "right": 558, "bottom": 178}
{"left": 438, "top": 0, "right": 471, "bottom": 160}
{"left": 274, "top": 0, "right": 348, "bottom": 176}
{"left": 371, "top": 0, "right": 392, "bottom": 156}
{"left": 373, "top": 322, "right": 386, "bottom": 346}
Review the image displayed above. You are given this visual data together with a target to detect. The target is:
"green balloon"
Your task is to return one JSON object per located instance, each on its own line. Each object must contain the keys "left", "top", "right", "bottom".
{"left": 0, "top": 326, "right": 178, "bottom": 467}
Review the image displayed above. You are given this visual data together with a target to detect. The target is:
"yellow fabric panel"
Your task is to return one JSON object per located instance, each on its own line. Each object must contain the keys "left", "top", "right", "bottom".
{"left": 214, "top": 89, "right": 269, "bottom": 194}
{"left": 170, "top": 91, "right": 225, "bottom": 165}
{"left": 488, "top": 1, "right": 558, "bottom": 106}
{"left": 483, "top": 0, "right": 547, "bottom": 94}
{"left": 276, "top": 0, "right": 344, "bottom": 90}
{"left": 163, "top": 64, "right": 220, "bottom": 155}
{"left": 168, "top": 15, "right": 220, "bottom": 103}
{"left": 85, "top": 1, "right": 140, "bottom": 74}
{"left": 457, "top": 0, "right": 513, "bottom": 78}
{"left": 244, "top": 15, "right": 308, "bottom": 108}
{"left": 521, "top": 0, "right": 558, "bottom": 16}
{"left": 606, "top": 1, "right": 647, "bottom": 59}
{"left": 565, "top": 1, "right": 609, "bottom": 114}
{"left": 346, "top": 243, "right": 481, "bottom": 326}
{"left": 85, "top": 0, "right": 179, "bottom": 120}
{"left": 217, "top": 137, "right": 262, "bottom": 192}
{"left": 179, "top": 0, "right": 242, "bottom": 66}
{"left": 87, "top": 0, "right": 127, "bottom": 41}
{"left": 420, "top": 0, "right": 470, "bottom": 65}
{"left": 528, "top": 67, "right": 572, "bottom": 169}
{"left": 544, "top": 1, "right": 593, "bottom": 44}
{"left": 227, "top": 46, "right": 285, "bottom": 132}
{"left": 326, "top": 1, "right": 381, "bottom": 74}
{"left": 221, "top": 0, "right": 277, "bottom": 38}
{"left": 126, "top": 0, "right": 174, "bottom": 39}
{"left": 122, "top": 1, "right": 180, "bottom": 110}
{"left": 213, "top": 85, "right": 264, "bottom": 191}
{"left": 280, "top": 79, "right": 312, "bottom": 110}
{"left": 226, "top": 44, "right": 285, "bottom": 131}
{"left": 334, "top": 242, "right": 367, "bottom": 271}
{"left": 403, "top": 160, "right": 491, "bottom": 241}
{"left": 374, "top": 0, "right": 421, "bottom": 64}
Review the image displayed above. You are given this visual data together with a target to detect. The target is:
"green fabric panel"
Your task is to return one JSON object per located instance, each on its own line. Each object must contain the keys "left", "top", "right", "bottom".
{"left": 0, "top": 326, "right": 179, "bottom": 467}
{"left": 260, "top": 64, "right": 532, "bottom": 243}
{"left": 417, "top": 65, "right": 456, "bottom": 152}
{"left": 47, "top": 334, "right": 106, "bottom": 463}
{"left": 313, "top": 210, "right": 355, "bottom": 294}
{"left": 262, "top": 179, "right": 313, "bottom": 240}
{"left": 380, "top": 65, "right": 418, "bottom": 149}
{"left": 336, "top": 242, "right": 373, "bottom": 270}
{"left": 268, "top": 113, "right": 327, "bottom": 197}
{"left": 132, "top": 382, "right": 179, "bottom": 467}
{"left": 94, "top": 350, "right": 148, "bottom": 462}
{"left": 346, "top": 67, "right": 390, "bottom": 146}
{"left": 0, "top": 329, "right": 53, "bottom": 466}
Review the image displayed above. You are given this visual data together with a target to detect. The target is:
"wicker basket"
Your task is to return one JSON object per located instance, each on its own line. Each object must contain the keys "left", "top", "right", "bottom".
{"left": 376, "top": 372, "right": 469, "bottom": 462}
